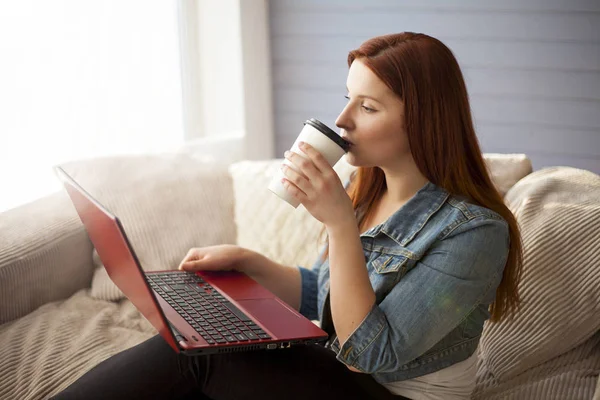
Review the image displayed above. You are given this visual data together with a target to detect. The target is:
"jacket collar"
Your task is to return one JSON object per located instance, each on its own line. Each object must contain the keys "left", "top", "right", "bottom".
{"left": 361, "top": 181, "right": 449, "bottom": 247}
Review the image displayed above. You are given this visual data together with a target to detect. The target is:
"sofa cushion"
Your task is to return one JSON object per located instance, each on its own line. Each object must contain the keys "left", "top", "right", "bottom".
{"left": 474, "top": 332, "right": 600, "bottom": 400}
{"left": 0, "top": 191, "right": 94, "bottom": 325}
{"left": 230, "top": 153, "right": 532, "bottom": 270}
{"left": 482, "top": 153, "right": 533, "bottom": 196}
{"left": 478, "top": 166, "right": 600, "bottom": 382}
{"left": 59, "top": 150, "right": 237, "bottom": 301}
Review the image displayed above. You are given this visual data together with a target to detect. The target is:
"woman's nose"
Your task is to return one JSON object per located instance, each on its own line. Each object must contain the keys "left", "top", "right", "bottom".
{"left": 335, "top": 107, "right": 354, "bottom": 132}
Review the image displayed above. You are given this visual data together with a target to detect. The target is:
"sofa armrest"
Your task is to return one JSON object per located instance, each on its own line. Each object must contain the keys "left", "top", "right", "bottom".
{"left": 0, "top": 190, "right": 95, "bottom": 325}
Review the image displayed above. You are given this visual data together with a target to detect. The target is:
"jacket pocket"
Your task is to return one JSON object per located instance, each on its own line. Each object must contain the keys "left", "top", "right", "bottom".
{"left": 371, "top": 254, "right": 410, "bottom": 274}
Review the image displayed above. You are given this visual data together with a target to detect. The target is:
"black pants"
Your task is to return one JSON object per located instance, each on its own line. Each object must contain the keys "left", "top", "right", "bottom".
{"left": 50, "top": 335, "right": 408, "bottom": 400}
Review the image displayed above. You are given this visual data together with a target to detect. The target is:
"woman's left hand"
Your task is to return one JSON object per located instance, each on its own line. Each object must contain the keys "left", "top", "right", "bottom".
{"left": 281, "top": 141, "right": 355, "bottom": 229}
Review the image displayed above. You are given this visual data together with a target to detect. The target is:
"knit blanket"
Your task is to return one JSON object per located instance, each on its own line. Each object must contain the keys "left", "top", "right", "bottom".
{"left": 0, "top": 290, "right": 155, "bottom": 399}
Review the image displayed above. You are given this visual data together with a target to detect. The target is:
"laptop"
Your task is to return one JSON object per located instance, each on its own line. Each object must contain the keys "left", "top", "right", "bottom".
{"left": 55, "top": 166, "right": 328, "bottom": 356}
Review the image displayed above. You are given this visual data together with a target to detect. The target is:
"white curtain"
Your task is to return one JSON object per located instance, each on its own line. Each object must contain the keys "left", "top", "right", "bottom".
{"left": 0, "top": 1, "right": 185, "bottom": 213}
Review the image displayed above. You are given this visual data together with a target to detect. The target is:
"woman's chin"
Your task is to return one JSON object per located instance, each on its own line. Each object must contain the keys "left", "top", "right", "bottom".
{"left": 343, "top": 152, "right": 375, "bottom": 169}
{"left": 342, "top": 153, "right": 355, "bottom": 164}
{"left": 343, "top": 155, "right": 364, "bottom": 169}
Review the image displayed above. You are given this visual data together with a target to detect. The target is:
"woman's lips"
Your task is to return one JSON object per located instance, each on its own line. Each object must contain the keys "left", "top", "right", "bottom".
{"left": 343, "top": 140, "right": 354, "bottom": 152}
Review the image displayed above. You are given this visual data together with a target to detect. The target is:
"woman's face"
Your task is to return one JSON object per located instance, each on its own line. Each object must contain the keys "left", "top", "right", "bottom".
{"left": 335, "top": 59, "right": 410, "bottom": 169}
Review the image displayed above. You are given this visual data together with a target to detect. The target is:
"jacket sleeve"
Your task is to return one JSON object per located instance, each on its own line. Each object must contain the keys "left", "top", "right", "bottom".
{"left": 298, "top": 246, "right": 327, "bottom": 320}
{"left": 333, "top": 216, "right": 510, "bottom": 373}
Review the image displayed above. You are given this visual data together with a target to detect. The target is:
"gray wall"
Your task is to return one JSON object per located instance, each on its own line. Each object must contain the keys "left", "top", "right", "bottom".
{"left": 268, "top": 0, "right": 600, "bottom": 174}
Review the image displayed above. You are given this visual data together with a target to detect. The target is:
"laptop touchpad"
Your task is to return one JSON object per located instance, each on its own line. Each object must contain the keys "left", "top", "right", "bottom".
{"left": 237, "top": 298, "right": 305, "bottom": 338}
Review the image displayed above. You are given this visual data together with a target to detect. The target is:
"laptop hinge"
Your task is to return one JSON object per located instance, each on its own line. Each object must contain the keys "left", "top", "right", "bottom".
{"left": 169, "top": 322, "right": 187, "bottom": 344}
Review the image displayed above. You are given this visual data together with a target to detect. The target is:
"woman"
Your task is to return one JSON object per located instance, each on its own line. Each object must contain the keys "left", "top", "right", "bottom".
{"left": 52, "top": 32, "right": 522, "bottom": 400}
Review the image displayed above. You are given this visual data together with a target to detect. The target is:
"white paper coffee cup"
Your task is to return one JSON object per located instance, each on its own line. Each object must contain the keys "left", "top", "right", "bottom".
{"left": 268, "top": 118, "right": 351, "bottom": 208}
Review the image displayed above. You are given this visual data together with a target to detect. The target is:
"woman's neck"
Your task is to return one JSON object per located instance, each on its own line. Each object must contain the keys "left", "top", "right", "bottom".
{"left": 383, "top": 174, "right": 430, "bottom": 205}
{"left": 379, "top": 155, "right": 430, "bottom": 204}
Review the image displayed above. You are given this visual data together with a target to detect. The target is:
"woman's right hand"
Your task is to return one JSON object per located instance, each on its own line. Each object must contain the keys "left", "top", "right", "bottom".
{"left": 178, "top": 244, "right": 249, "bottom": 272}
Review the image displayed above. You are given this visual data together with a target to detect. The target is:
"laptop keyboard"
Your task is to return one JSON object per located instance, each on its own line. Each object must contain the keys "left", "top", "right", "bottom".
{"left": 146, "top": 272, "right": 272, "bottom": 345}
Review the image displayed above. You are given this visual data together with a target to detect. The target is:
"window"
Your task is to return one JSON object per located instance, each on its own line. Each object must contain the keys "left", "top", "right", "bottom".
{"left": 0, "top": 1, "right": 184, "bottom": 212}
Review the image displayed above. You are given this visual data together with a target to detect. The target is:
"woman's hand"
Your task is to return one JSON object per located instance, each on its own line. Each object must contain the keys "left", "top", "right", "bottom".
{"left": 281, "top": 141, "right": 355, "bottom": 229}
{"left": 178, "top": 245, "right": 248, "bottom": 272}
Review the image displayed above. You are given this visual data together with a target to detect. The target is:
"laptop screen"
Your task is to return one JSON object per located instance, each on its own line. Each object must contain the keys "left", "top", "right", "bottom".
{"left": 54, "top": 166, "right": 180, "bottom": 352}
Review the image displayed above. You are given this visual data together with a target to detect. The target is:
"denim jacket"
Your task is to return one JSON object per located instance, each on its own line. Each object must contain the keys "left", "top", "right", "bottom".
{"left": 298, "top": 181, "right": 510, "bottom": 383}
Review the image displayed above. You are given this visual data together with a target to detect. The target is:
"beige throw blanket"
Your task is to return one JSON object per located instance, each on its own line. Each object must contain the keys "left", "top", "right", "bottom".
{"left": 0, "top": 290, "right": 155, "bottom": 399}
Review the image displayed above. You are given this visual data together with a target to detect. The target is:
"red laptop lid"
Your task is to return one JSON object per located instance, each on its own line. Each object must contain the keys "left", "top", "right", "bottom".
{"left": 55, "top": 166, "right": 180, "bottom": 353}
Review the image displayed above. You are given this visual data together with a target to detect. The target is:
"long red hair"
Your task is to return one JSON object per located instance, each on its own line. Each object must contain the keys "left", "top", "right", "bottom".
{"left": 319, "top": 32, "right": 522, "bottom": 323}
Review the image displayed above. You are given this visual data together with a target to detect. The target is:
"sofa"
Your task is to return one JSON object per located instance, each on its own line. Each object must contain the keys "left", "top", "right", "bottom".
{"left": 0, "top": 144, "right": 599, "bottom": 400}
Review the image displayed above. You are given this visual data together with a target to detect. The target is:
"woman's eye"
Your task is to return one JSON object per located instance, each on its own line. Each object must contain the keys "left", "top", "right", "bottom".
{"left": 345, "top": 95, "right": 375, "bottom": 112}
{"left": 362, "top": 105, "right": 376, "bottom": 113}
